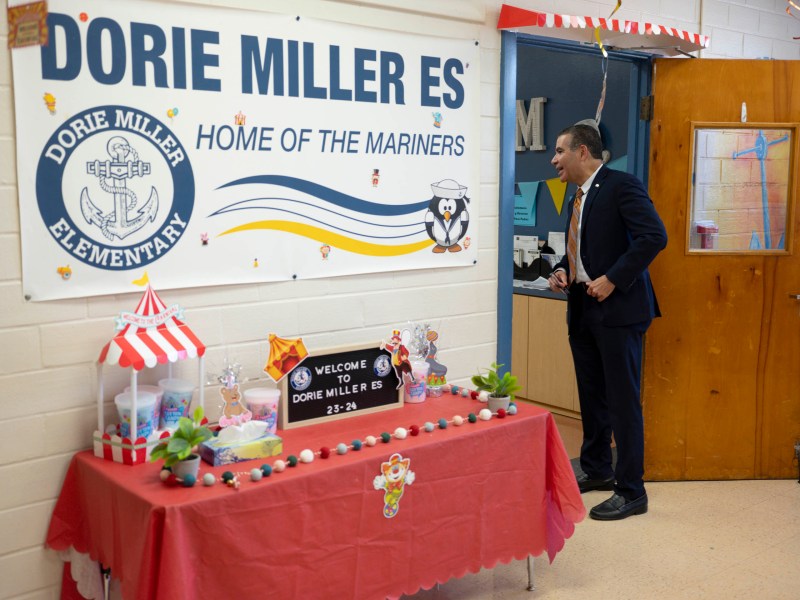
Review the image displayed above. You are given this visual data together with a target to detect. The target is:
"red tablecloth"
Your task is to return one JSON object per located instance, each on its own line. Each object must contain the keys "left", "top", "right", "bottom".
{"left": 47, "top": 396, "right": 585, "bottom": 600}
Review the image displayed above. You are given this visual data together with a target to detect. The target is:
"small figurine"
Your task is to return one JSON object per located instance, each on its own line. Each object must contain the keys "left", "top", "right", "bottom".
{"left": 371, "top": 169, "right": 380, "bottom": 187}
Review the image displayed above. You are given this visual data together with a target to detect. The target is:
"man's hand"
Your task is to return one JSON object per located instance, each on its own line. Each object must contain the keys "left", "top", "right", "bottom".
{"left": 587, "top": 275, "right": 615, "bottom": 302}
{"left": 548, "top": 270, "right": 568, "bottom": 294}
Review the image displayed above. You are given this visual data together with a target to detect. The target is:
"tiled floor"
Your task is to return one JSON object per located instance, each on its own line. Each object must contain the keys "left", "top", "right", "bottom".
{"left": 404, "top": 415, "right": 800, "bottom": 600}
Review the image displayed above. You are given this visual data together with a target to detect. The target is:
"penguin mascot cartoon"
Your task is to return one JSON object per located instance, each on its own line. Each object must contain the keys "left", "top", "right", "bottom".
{"left": 425, "top": 179, "right": 470, "bottom": 253}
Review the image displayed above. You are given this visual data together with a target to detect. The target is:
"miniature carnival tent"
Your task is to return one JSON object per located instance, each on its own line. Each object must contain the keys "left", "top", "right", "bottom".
{"left": 94, "top": 281, "right": 206, "bottom": 464}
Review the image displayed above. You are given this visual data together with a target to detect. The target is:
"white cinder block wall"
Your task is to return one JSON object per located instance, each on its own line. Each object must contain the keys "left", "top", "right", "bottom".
{"left": 0, "top": 0, "right": 797, "bottom": 597}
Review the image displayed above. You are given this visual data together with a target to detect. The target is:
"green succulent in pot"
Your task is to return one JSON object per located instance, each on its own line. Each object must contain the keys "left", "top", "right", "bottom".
{"left": 150, "top": 406, "right": 213, "bottom": 468}
{"left": 471, "top": 362, "right": 521, "bottom": 411}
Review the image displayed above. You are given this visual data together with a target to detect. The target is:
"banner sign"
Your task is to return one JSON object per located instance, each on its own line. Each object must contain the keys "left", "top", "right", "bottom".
{"left": 10, "top": 0, "right": 480, "bottom": 300}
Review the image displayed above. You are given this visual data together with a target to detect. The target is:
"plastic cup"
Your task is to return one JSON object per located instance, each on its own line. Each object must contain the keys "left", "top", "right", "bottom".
{"left": 244, "top": 387, "right": 280, "bottom": 434}
{"left": 125, "top": 384, "right": 163, "bottom": 432}
{"left": 158, "top": 378, "right": 195, "bottom": 429}
{"left": 404, "top": 361, "right": 430, "bottom": 404}
{"left": 114, "top": 391, "right": 157, "bottom": 440}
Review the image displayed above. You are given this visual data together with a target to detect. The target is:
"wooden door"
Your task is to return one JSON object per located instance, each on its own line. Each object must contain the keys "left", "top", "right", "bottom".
{"left": 643, "top": 59, "right": 800, "bottom": 480}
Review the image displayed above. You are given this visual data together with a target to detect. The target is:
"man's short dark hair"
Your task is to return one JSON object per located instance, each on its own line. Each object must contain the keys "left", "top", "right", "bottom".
{"left": 559, "top": 124, "right": 603, "bottom": 159}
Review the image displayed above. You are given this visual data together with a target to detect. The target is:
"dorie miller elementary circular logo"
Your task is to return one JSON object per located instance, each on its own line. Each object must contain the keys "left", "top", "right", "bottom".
{"left": 36, "top": 105, "right": 194, "bottom": 270}
{"left": 290, "top": 367, "right": 312, "bottom": 391}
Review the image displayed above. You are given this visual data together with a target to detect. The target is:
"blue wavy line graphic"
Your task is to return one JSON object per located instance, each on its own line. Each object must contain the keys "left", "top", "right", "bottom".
{"left": 213, "top": 205, "right": 426, "bottom": 240}
{"left": 216, "top": 175, "right": 430, "bottom": 216}
{"left": 209, "top": 197, "right": 425, "bottom": 229}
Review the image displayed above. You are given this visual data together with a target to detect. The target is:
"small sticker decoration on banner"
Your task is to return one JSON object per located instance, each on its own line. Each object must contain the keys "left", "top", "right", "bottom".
{"left": 432, "top": 112, "right": 443, "bottom": 128}
{"left": 373, "top": 453, "right": 415, "bottom": 518}
{"left": 57, "top": 265, "right": 72, "bottom": 280}
{"left": 320, "top": 244, "right": 331, "bottom": 259}
{"left": 43, "top": 92, "right": 56, "bottom": 115}
{"left": 235, "top": 111, "right": 246, "bottom": 126}
{"left": 8, "top": 1, "right": 48, "bottom": 49}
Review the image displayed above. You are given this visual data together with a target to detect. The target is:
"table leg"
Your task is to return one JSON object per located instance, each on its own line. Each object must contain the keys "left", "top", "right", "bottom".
{"left": 101, "top": 566, "right": 111, "bottom": 600}
{"left": 526, "top": 556, "right": 535, "bottom": 591}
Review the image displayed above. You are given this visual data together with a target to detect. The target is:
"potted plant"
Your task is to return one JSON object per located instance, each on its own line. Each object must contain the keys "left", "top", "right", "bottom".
{"left": 471, "top": 362, "right": 521, "bottom": 412}
{"left": 150, "top": 406, "right": 213, "bottom": 480}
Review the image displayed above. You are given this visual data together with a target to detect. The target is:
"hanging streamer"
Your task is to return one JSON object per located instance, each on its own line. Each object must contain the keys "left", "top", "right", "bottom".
{"left": 593, "top": 1, "right": 622, "bottom": 123}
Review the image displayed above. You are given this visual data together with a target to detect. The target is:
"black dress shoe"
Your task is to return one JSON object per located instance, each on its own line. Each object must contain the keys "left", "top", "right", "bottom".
{"left": 576, "top": 472, "right": 615, "bottom": 493}
{"left": 589, "top": 493, "right": 648, "bottom": 521}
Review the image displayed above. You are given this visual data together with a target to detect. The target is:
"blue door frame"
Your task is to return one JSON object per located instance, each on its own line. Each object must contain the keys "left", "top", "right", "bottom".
{"left": 496, "top": 31, "right": 652, "bottom": 374}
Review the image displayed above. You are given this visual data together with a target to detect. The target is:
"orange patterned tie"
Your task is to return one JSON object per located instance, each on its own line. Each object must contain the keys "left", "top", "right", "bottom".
{"left": 566, "top": 188, "right": 584, "bottom": 284}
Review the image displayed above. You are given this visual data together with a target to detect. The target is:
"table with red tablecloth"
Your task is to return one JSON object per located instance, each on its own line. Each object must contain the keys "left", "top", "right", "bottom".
{"left": 46, "top": 395, "right": 585, "bottom": 600}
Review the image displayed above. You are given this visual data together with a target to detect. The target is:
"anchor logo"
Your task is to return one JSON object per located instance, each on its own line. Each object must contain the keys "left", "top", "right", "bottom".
{"left": 80, "top": 135, "right": 159, "bottom": 240}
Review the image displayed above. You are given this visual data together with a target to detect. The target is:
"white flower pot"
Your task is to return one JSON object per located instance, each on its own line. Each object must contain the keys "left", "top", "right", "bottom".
{"left": 487, "top": 395, "right": 511, "bottom": 412}
{"left": 172, "top": 453, "right": 201, "bottom": 480}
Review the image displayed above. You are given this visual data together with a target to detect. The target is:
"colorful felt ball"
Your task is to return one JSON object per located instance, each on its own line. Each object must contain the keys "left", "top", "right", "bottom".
{"left": 365, "top": 435, "right": 377, "bottom": 446}
{"left": 438, "top": 418, "right": 448, "bottom": 429}
{"left": 336, "top": 443, "right": 348, "bottom": 455}
{"left": 453, "top": 415, "right": 464, "bottom": 426}
{"left": 451, "top": 385, "right": 459, "bottom": 394}
{"left": 273, "top": 459, "right": 286, "bottom": 472}
{"left": 299, "top": 449, "right": 315, "bottom": 463}
{"left": 380, "top": 432, "right": 391, "bottom": 443}
{"left": 159, "top": 468, "right": 171, "bottom": 482}
{"left": 352, "top": 439, "right": 363, "bottom": 450}
{"left": 203, "top": 473, "right": 216, "bottom": 486}
{"left": 460, "top": 388, "right": 469, "bottom": 397}
{"left": 182, "top": 474, "right": 196, "bottom": 487}
{"left": 165, "top": 473, "right": 178, "bottom": 486}
{"left": 409, "top": 425, "right": 420, "bottom": 436}
{"left": 468, "top": 413, "right": 477, "bottom": 423}
{"left": 470, "top": 391, "right": 479, "bottom": 399}
{"left": 508, "top": 404, "right": 518, "bottom": 415}
{"left": 261, "top": 464, "right": 273, "bottom": 477}
{"left": 221, "top": 471, "right": 235, "bottom": 482}
{"left": 479, "top": 408, "right": 492, "bottom": 421}
{"left": 423, "top": 421, "right": 435, "bottom": 432}
{"left": 478, "top": 391, "right": 490, "bottom": 402}
{"left": 287, "top": 455, "right": 298, "bottom": 467}
{"left": 394, "top": 427, "right": 408, "bottom": 440}
{"left": 497, "top": 408, "right": 507, "bottom": 419}
{"left": 250, "top": 468, "right": 263, "bottom": 481}
{"left": 320, "top": 446, "right": 331, "bottom": 459}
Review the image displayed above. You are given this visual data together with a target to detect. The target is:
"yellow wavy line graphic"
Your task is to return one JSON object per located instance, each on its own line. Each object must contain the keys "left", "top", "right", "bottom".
{"left": 218, "top": 220, "right": 434, "bottom": 257}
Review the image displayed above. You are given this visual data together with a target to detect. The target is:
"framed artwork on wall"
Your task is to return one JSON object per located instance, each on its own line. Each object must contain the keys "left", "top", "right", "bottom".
{"left": 687, "top": 123, "right": 798, "bottom": 254}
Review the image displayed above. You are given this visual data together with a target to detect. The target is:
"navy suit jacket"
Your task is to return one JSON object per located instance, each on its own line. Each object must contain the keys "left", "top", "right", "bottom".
{"left": 557, "top": 165, "right": 667, "bottom": 332}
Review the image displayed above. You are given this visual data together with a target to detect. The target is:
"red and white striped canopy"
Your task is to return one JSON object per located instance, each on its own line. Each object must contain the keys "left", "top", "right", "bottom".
{"left": 98, "top": 284, "right": 205, "bottom": 371}
{"left": 497, "top": 4, "right": 709, "bottom": 56}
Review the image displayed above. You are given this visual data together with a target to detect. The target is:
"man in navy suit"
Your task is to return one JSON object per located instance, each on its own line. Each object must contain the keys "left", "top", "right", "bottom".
{"left": 547, "top": 124, "right": 667, "bottom": 521}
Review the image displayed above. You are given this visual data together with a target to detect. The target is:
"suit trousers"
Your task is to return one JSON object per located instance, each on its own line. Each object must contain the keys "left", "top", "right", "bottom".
{"left": 568, "top": 283, "right": 649, "bottom": 500}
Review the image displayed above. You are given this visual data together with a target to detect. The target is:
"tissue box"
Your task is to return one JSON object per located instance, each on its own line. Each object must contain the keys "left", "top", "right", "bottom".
{"left": 199, "top": 432, "right": 283, "bottom": 466}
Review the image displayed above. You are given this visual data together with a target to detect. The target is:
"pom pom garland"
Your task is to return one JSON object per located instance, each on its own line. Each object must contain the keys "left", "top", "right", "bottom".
{"left": 157, "top": 382, "right": 516, "bottom": 491}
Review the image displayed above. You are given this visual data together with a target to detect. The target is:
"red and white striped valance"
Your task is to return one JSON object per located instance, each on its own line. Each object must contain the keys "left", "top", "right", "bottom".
{"left": 98, "top": 284, "right": 205, "bottom": 371}
{"left": 497, "top": 4, "right": 709, "bottom": 56}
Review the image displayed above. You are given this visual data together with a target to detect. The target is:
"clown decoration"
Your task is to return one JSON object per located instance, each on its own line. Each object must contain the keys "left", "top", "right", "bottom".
{"left": 373, "top": 453, "right": 415, "bottom": 518}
